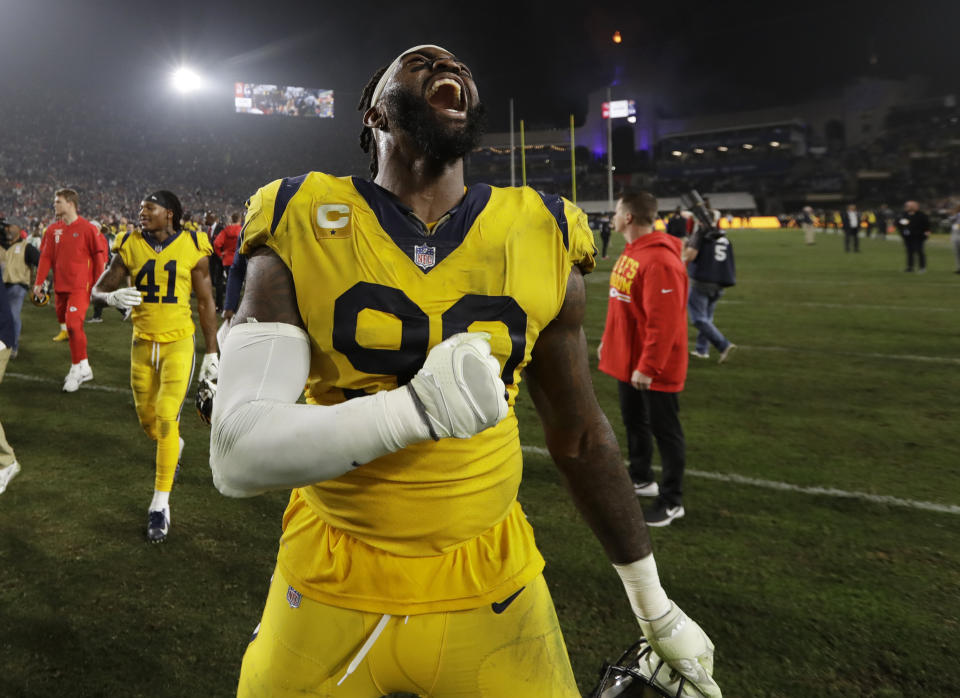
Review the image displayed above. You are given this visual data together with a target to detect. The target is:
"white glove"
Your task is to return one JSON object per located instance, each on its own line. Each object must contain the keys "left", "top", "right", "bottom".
{"left": 199, "top": 352, "right": 219, "bottom": 382}
{"left": 106, "top": 287, "right": 142, "bottom": 310}
{"left": 408, "top": 331, "right": 508, "bottom": 439}
{"left": 638, "top": 603, "right": 721, "bottom": 698}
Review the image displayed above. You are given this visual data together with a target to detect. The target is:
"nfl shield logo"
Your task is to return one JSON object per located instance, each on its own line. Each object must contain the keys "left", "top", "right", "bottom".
{"left": 414, "top": 244, "right": 436, "bottom": 270}
{"left": 286, "top": 585, "right": 302, "bottom": 609}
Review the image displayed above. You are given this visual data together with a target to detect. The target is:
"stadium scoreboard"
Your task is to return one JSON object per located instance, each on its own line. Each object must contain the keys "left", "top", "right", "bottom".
{"left": 602, "top": 100, "right": 636, "bottom": 119}
{"left": 234, "top": 83, "right": 334, "bottom": 118}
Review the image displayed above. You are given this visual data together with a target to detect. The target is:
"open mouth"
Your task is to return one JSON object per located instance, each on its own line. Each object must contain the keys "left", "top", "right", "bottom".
{"left": 425, "top": 76, "right": 465, "bottom": 113}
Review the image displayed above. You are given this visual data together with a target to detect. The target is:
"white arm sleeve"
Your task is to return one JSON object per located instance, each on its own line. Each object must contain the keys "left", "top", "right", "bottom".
{"left": 209, "top": 322, "right": 431, "bottom": 498}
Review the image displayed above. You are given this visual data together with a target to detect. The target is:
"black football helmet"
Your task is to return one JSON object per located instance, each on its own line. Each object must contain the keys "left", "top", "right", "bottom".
{"left": 31, "top": 279, "right": 51, "bottom": 307}
{"left": 591, "top": 637, "right": 696, "bottom": 698}
{"left": 196, "top": 378, "right": 216, "bottom": 426}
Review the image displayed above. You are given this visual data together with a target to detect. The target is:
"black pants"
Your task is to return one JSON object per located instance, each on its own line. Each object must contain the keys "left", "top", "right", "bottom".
{"left": 904, "top": 235, "right": 926, "bottom": 270}
{"left": 617, "top": 382, "right": 685, "bottom": 506}
{"left": 600, "top": 233, "right": 611, "bottom": 258}
{"left": 844, "top": 228, "right": 859, "bottom": 252}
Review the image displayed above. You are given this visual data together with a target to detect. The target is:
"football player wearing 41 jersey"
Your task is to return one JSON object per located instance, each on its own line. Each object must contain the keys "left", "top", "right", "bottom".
{"left": 92, "top": 191, "right": 219, "bottom": 543}
{"left": 210, "top": 45, "right": 720, "bottom": 697}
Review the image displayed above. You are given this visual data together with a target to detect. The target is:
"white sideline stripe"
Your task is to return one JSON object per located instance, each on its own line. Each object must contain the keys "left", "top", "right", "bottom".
{"left": 740, "top": 344, "right": 960, "bottom": 365}
{"left": 584, "top": 336, "right": 959, "bottom": 365}
{"left": 520, "top": 445, "right": 960, "bottom": 515}
{"left": 719, "top": 300, "right": 953, "bottom": 313}
{"left": 6, "top": 372, "right": 129, "bottom": 394}
{"left": 10, "top": 370, "right": 956, "bottom": 515}
{"left": 741, "top": 279, "right": 959, "bottom": 287}
{"left": 522, "top": 446, "right": 960, "bottom": 514}
{"left": 586, "top": 273, "right": 959, "bottom": 289}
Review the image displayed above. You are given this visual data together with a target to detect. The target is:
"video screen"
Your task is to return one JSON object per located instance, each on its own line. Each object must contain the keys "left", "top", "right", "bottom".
{"left": 234, "top": 83, "right": 334, "bottom": 118}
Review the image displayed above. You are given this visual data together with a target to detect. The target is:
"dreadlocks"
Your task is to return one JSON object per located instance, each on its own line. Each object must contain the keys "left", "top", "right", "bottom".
{"left": 358, "top": 65, "right": 390, "bottom": 179}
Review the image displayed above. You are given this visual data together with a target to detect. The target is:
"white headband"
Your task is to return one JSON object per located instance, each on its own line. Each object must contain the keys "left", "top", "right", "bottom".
{"left": 369, "top": 44, "right": 451, "bottom": 108}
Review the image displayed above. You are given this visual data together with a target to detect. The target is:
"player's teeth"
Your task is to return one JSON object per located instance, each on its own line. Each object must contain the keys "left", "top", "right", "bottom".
{"left": 428, "top": 78, "right": 461, "bottom": 104}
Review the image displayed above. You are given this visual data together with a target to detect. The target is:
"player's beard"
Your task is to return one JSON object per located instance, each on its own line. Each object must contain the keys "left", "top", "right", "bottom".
{"left": 384, "top": 86, "right": 487, "bottom": 166}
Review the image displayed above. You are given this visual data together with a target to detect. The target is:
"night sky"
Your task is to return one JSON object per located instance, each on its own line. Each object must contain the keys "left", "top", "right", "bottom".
{"left": 2, "top": 0, "right": 958, "bottom": 130}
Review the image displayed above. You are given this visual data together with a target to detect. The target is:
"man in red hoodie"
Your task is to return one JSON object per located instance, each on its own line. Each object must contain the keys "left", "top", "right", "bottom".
{"left": 212, "top": 212, "right": 242, "bottom": 311}
{"left": 598, "top": 191, "right": 689, "bottom": 527}
{"left": 32, "top": 188, "right": 107, "bottom": 392}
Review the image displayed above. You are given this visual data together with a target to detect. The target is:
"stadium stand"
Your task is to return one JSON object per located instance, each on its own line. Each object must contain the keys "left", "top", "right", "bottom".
{"left": 3, "top": 84, "right": 959, "bottom": 232}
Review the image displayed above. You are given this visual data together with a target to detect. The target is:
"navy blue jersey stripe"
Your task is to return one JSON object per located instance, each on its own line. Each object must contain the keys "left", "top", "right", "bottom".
{"left": 190, "top": 230, "right": 200, "bottom": 250}
{"left": 350, "top": 178, "right": 491, "bottom": 273}
{"left": 117, "top": 231, "right": 133, "bottom": 250}
{"left": 270, "top": 174, "right": 309, "bottom": 235}
{"left": 537, "top": 192, "right": 569, "bottom": 250}
{"left": 142, "top": 230, "right": 182, "bottom": 251}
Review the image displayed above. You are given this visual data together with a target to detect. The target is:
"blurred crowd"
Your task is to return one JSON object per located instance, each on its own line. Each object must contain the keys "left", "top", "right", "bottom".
{"left": 0, "top": 90, "right": 336, "bottom": 232}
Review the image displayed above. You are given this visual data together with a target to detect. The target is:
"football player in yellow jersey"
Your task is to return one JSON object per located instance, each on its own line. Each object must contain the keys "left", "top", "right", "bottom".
{"left": 210, "top": 46, "right": 720, "bottom": 697}
{"left": 93, "top": 190, "right": 219, "bottom": 543}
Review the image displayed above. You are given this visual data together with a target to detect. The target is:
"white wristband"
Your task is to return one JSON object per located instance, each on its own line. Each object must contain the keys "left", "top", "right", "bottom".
{"left": 613, "top": 554, "right": 672, "bottom": 621}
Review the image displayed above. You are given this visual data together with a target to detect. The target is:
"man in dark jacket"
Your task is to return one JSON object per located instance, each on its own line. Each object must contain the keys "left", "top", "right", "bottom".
{"left": 0, "top": 281, "right": 21, "bottom": 494}
{"left": 666, "top": 207, "right": 688, "bottom": 239}
{"left": 842, "top": 204, "right": 861, "bottom": 253}
{"left": 897, "top": 201, "right": 931, "bottom": 272}
{"left": 598, "top": 191, "right": 689, "bottom": 527}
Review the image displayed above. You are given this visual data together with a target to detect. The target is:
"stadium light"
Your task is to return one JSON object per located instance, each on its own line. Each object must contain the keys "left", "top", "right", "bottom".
{"left": 671, "top": 150, "right": 682, "bottom": 157}
{"left": 171, "top": 66, "right": 204, "bottom": 93}
{"left": 717, "top": 145, "right": 728, "bottom": 152}
{"left": 769, "top": 140, "right": 780, "bottom": 147}
{"left": 693, "top": 147, "right": 705, "bottom": 154}
{"left": 626, "top": 115, "right": 637, "bottom": 124}
{"left": 612, "top": 31, "right": 622, "bottom": 44}
{"left": 742, "top": 143, "right": 754, "bottom": 150}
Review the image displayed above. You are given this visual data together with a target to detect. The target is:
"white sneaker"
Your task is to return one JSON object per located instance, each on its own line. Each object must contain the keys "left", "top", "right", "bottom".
{"left": 718, "top": 344, "right": 738, "bottom": 364}
{"left": 644, "top": 501, "right": 686, "bottom": 527}
{"left": 690, "top": 350, "right": 709, "bottom": 359}
{"left": 632, "top": 479, "right": 660, "bottom": 497}
{"left": 0, "top": 461, "right": 21, "bottom": 495}
{"left": 63, "top": 364, "right": 94, "bottom": 392}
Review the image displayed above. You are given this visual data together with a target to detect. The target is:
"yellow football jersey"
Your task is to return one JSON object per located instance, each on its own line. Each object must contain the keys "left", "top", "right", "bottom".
{"left": 241, "top": 173, "right": 595, "bottom": 614}
{"left": 117, "top": 229, "right": 212, "bottom": 342}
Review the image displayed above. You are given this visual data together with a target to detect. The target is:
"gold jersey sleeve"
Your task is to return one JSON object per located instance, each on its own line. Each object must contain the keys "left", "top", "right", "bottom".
{"left": 563, "top": 196, "right": 598, "bottom": 274}
{"left": 245, "top": 173, "right": 587, "bottom": 614}
{"left": 118, "top": 230, "right": 210, "bottom": 342}
{"left": 239, "top": 179, "right": 284, "bottom": 256}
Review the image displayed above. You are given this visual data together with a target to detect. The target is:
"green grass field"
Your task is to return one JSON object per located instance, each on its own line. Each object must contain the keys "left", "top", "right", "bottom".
{"left": 1, "top": 228, "right": 958, "bottom": 697}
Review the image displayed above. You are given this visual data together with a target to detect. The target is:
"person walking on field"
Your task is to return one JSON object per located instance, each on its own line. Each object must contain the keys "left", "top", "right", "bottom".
{"left": 842, "top": 203, "right": 861, "bottom": 253}
{"left": 798, "top": 206, "right": 816, "bottom": 245}
{"left": 32, "top": 188, "right": 107, "bottom": 392}
{"left": 92, "top": 190, "right": 219, "bottom": 543}
{"left": 1, "top": 216, "right": 41, "bottom": 357}
{"left": 209, "top": 46, "right": 719, "bottom": 697}
{"left": 598, "top": 190, "right": 691, "bottom": 527}
{"left": 683, "top": 221, "right": 737, "bottom": 363}
{"left": 213, "top": 212, "right": 242, "bottom": 303}
{"left": 0, "top": 281, "right": 22, "bottom": 495}
{"left": 897, "top": 200, "right": 931, "bottom": 273}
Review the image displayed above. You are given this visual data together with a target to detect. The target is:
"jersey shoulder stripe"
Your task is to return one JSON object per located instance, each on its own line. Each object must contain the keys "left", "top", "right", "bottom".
{"left": 535, "top": 190, "right": 569, "bottom": 249}
{"left": 271, "top": 174, "right": 310, "bottom": 235}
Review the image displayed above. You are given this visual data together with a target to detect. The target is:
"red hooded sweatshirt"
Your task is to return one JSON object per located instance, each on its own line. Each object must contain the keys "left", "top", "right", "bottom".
{"left": 34, "top": 216, "right": 106, "bottom": 293}
{"left": 599, "top": 232, "right": 688, "bottom": 392}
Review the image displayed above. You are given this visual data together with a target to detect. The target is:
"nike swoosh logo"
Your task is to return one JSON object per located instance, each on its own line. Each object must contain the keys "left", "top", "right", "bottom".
{"left": 661, "top": 289, "right": 673, "bottom": 294}
{"left": 491, "top": 587, "right": 525, "bottom": 614}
